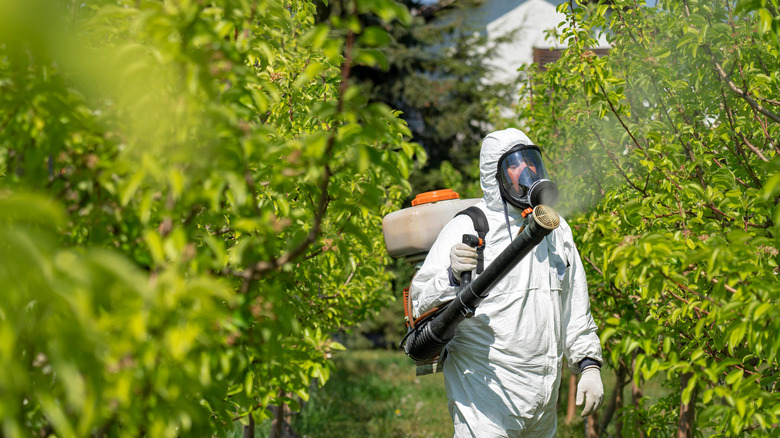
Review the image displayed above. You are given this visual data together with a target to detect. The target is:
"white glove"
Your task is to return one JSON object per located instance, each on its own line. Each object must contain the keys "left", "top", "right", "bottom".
{"left": 449, "top": 243, "right": 478, "bottom": 281}
{"left": 576, "top": 366, "right": 604, "bottom": 417}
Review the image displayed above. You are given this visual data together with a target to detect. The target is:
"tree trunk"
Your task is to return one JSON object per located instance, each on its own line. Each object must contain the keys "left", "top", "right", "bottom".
{"left": 630, "top": 352, "right": 647, "bottom": 438}
{"left": 632, "top": 376, "right": 646, "bottom": 438}
{"left": 585, "top": 410, "right": 600, "bottom": 438}
{"left": 270, "top": 389, "right": 286, "bottom": 438}
{"left": 677, "top": 372, "right": 696, "bottom": 438}
{"left": 269, "top": 389, "right": 300, "bottom": 438}
{"left": 600, "top": 362, "right": 627, "bottom": 437}
{"left": 242, "top": 414, "right": 254, "bottom": 438}
{"left": 566, "top": 371, "right": 578, "bottom": 424}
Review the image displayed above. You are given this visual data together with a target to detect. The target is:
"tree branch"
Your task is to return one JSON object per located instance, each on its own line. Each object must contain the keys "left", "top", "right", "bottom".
{"left": 736, "top": 130, "right": 769, "bottom": 162}
{"left": 589, "top": 126, "right": 648, "bottom": 196}
{"left": 232, "top": 27, "right": 357, "bottom": 287}
{"left": 705, "top": 47, "right": 780, "bottom": 128}
{"left": 0, "top": 104, "right": 21, "bottom": 136}
{"left": 252, "top": 166, "right": 331, "bottom": 276}
{"left": 710, "top": 156, "right": 751, "bottom": 189}
{"left": 710, "top": 277, "right": 737, "bottom": 294}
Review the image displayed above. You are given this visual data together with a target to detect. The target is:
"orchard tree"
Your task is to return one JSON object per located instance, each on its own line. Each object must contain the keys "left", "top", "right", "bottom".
{"left": 514, "top": 0, "right": 779, "bottom": 435}
{"left": 319, "top": 0, "right": 516, "bottom": 199}
{"left": 0, "top": 0, "right": 423, "bottom": 436}
{"left": 311, "top": 0, "right": 517, "bottom": 350}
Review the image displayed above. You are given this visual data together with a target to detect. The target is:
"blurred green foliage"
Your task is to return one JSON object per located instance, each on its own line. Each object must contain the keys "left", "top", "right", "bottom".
{"left": 0, "top": 0, "right": 424, "bottom": 436}
{"left": 515, "top": 0, "right": 780, "bottom": 434}
{"left": 318, "top": 0, "right": 514, "bottom": 203}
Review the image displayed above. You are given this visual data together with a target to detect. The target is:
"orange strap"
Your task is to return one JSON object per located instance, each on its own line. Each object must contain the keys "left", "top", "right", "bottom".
{"left": 403, "top": 287, "right": 413, "bottom": 329}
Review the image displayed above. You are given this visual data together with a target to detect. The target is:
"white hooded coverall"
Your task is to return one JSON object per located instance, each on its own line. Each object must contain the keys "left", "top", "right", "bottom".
{"left": 410, "top": 128, "right": 603, "bottom": 437}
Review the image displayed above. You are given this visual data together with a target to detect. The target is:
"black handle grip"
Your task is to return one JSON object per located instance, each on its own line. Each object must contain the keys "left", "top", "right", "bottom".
{"left": 460, "top": 234, "right": 481, "bottom": 285}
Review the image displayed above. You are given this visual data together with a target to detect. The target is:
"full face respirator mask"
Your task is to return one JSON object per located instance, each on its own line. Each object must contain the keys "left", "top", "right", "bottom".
{"left": 496, "top": 144, "right": 558, "bottom": 210}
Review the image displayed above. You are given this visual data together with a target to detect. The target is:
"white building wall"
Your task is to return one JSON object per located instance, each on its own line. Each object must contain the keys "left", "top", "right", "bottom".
{"left": 484, "top": 0, "right": 611, "bottom": 85}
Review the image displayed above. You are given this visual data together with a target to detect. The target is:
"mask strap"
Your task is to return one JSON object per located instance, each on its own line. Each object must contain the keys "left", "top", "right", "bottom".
{"left": 502, "top": 198, "right": 513, "bottom": 242}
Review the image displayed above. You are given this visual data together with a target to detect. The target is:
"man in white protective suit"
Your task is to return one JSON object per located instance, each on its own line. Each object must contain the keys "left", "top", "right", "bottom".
{"left": 410, "top": 128, "right": 604, "bottom": 437}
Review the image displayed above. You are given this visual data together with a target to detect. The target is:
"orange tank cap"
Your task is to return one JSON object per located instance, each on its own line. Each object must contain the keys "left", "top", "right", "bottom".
{"left": 411, "top": 189, "right": 460, "bottom": 206}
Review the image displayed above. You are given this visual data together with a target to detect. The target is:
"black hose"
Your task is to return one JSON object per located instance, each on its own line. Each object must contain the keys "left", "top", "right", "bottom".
{"left": 402, "top": 205, "right": 560, "bottom": 361}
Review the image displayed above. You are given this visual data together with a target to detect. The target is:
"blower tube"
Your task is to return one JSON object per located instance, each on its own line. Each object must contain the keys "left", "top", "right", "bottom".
{"left": 402, "top": 204, "right": 561, "bottom": 361}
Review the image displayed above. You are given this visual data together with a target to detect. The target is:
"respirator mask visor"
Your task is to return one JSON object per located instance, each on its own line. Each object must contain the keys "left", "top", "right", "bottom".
{"left": 496, "top": 144, "right": 558, "bottom": 210}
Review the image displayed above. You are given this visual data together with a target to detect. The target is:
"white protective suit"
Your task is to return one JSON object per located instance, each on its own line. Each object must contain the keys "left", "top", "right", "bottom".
{"left": 410, "top": 128, "right": 603, "bottom": 437}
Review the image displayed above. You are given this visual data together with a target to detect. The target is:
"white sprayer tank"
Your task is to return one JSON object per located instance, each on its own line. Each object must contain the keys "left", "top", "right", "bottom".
{"left": 383, "top": 189, "right": 480, "bottom": 261}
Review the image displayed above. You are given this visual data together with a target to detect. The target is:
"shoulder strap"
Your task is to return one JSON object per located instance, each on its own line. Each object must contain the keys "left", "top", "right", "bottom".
{"left": 455, "top": 206, "right": 489, "bottom": 274}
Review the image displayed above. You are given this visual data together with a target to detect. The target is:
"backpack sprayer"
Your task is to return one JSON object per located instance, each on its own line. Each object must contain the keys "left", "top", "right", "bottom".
{"left": 400, "top": 204, "right": 560, "bottom": 361}
{"left": 382, "top": 191, "right": 560, "bottom": 373}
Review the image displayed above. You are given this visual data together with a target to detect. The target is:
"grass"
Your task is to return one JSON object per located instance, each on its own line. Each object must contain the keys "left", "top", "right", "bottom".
{"left": 291, "top": 349, "right": 452, "bottom": 438}
{"left": 240, "top": 349, "right": 667, "bottom": 437}
{"left": 288, "top": 349, "right": 627, "bottom": 438}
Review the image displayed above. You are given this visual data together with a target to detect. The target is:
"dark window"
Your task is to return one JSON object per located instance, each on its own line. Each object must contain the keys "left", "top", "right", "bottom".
{"left": 532, "top": 47, "right": 610, "bottom": 70}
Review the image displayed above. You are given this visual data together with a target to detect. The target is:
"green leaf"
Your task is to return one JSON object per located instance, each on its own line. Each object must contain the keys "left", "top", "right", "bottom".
{"left": 728, "top": 322, "right": 747, "bottom": 353}
{"left": 121, "top": 170, "right": 146, "bottom": 206}
{"left": 681, "top": 374, "right": 698, "bottom": 404}
{"left": 735, "top": 0, "right": 763, "bottom": 15}
{"left": 353, "top": 48, "right": 389, "bottom": 70}
{"left": 301, "top": 24, "right": 330, "bottom": 50}
{"left": 0, "top": 193, "right": 66, "bottom": 228}
{"left": 358, "top": 26, "right": 392, "bottom": 47}
{"left": 143, "top": 230, "right": 165, "bottom": 265}
{"left": 758, "top": 9, "right": 774, "bottom": 34}
{"left": 245, "top": 371, "right": 255, "bottom": 396}
{"left": 725, "top": 369, "right": 743, "bottom": 386}
{"left": 758, "top": 167, "right": 780, "bottom": 201}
